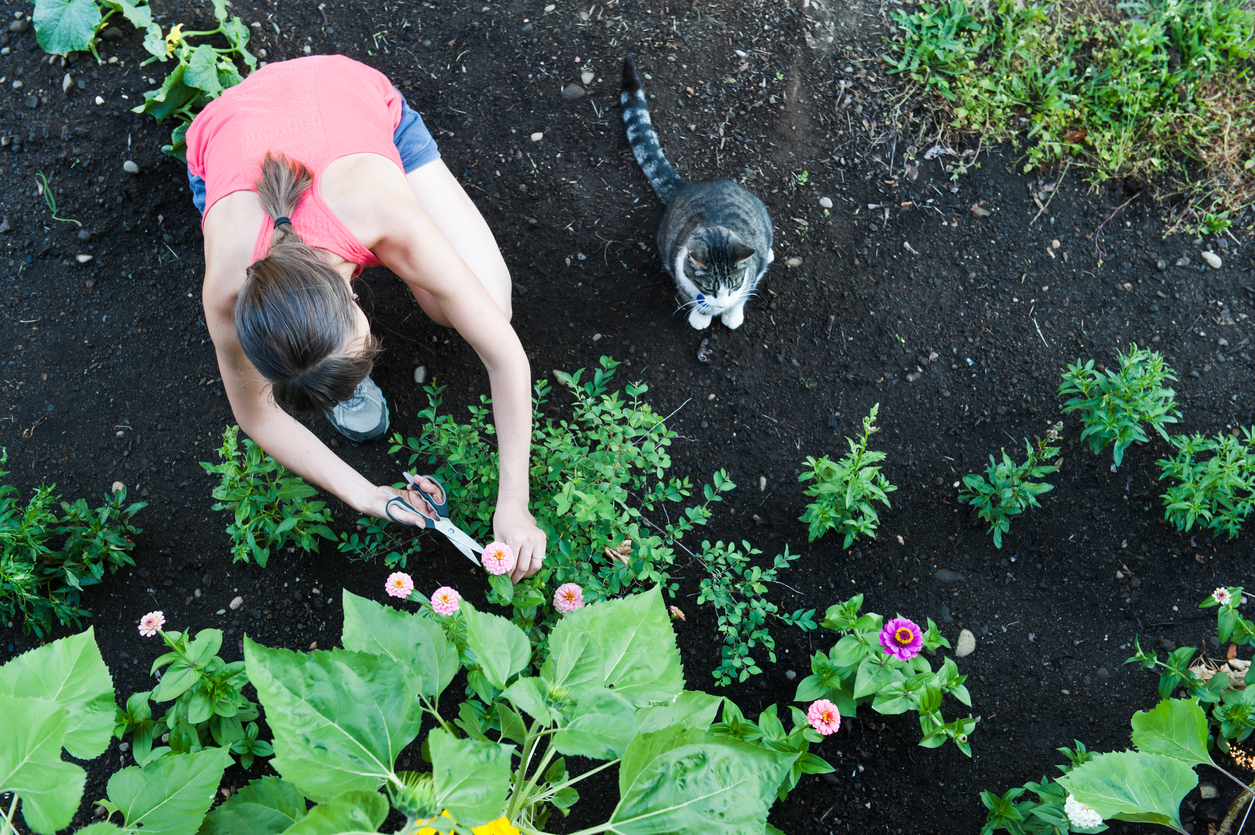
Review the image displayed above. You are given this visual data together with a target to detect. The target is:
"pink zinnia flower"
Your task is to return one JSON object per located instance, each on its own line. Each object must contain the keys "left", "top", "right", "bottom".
{"left": 553, "top": 583, "right": 584, "bottom": 614}
{"left": 880, "top": 616, "right": 924, "bottom": 661}
{"left": 431, "top": 586, "right": 462, "bottom": 616}
{"left": 481, "top": 542, "right": 515, "bottom": 576}
{"left": 138, "top": 611, "right": 165, "bottom": 637}
{"left": 669, "top": 605, "right": 686, "bottom": 622}
{"left": 807, "top": 699, "right": 841, "bottom": 735}
{"left": 385, "top": 572, "right": 415, "bottom": 599}
{"left": 1214, "top": 587, "right": 1231, "bottom": 605}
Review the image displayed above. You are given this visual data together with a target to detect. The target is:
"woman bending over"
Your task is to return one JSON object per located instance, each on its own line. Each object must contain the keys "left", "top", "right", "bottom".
{"left": 187, "top": 55, "right": 544, "bottom": 580}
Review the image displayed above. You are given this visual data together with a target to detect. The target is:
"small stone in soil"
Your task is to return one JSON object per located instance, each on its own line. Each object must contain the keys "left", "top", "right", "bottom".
{"left": 955, "top": 629, "right": 976, "bottom": 657}
{"left": 934, "top": 569, "right": 965, "bottom": 585}
{"left": 123, "top": 160, "right": 139, "bottom": 174}
{"left": 1201, "top": 251, "right": 1222, "bottom": 269}
{"left": 581, "top": 71, "right": 595, "bottom": 84}
{"left": 229, "top": 595, "right": 244, "bottom": 611}
{"left": 77, "top": 228, "right": 91, "bottom": 241}
{"left": 785, "top": 669, "right": 797, "bottom": 681}
{"left": 530, "top": 131, "right": 544, "bottom": 142}
{"left": 413, "top": 365, "right": 426, "bottom": 384}
{"left": 1199, "top": 783, "right": 1218, "bottom": 800}
{"left": 561, "top": 83, "right": 585, "bottom": 99}
{"left": 819, "top": 196, "right": 833, "bottom": 208}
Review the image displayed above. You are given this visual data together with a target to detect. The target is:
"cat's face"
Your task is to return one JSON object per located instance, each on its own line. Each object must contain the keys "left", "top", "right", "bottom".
{"left": 681, "top": 233, "right": 756, "bottom": 313}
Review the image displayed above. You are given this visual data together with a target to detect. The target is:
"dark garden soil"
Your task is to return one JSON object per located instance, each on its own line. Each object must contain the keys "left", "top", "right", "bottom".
{"left": 2, "top": 0, "right": 1255, "bottom": 831}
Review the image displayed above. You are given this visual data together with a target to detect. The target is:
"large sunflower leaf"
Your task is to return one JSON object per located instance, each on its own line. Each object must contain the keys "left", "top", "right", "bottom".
{"left": 0, "top": 627, "right": 115, "bottom": 759}
{"left": 340, "top": 590, "right": 457, "bottom": 698}
{"left": 103, "top": 747, "right": 232, "bottom": 835}
{"left": 1058, "top": 751, "right": 1196, "bottom": 830}
{"left": 1130, "top": 698, "right": 1214, "bottom": 768}
{"left": 244, "top": 640, "right": 423, "bottom": 802}
{"left": 0, "top": 695, "right": 84, "bottom": 835}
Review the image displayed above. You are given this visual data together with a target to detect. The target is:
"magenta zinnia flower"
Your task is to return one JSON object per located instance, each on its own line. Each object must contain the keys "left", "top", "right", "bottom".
{"left": 385, "top": 572, "right": 415, "bottom": 599}
{"left": 880, "top": 616, "right": 923, "bottom": 661}
{"left": 138, "top": 611, "right": 165, "bottom": 637}
{"left": 554, "top": 583, "right": 584, "bottom": 614}
{"left": 482, "top": 541, "right": 515, "bottom": 576}
{"left": 807, "top": 699, "right": 841, "bottom": 735}
{"left": 431, "top": 586, "right": 462, "bottom": 616}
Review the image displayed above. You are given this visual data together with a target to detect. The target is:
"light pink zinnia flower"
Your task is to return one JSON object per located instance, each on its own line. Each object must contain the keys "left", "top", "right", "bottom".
{"left": 880, "top": 616, "right": 924, "bottom": 661}
{"left": 1214, "top": 587, "right": 1231, "bottom": 605}
{"left": 669, "top": 605, "right": 686, "bottom": 622}
{"left": 138, "top": 611, "right": 165, "bottom": 637}
{"left": 553, "top": 583, "right": 584, "bottom": 614}
{"left": 481, "top": 541, "right": 515, "bottom": 576}
{"left": 385, "top": 572, "right": 415, "bottom": 599}
{"left": 431, "top": 586, "right": 462, "bottom": 616}
{"left": 807, "top": 699, "right": 841, "bottom": 735}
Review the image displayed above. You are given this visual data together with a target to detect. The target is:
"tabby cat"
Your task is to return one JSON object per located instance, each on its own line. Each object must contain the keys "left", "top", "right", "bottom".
{"left": 620, "top": 53, "right": 775, "bottom": 330}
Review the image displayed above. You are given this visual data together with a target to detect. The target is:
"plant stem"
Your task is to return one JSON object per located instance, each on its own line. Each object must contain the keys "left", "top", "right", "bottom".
{"left": 528, "top": 758, "right": 621, "bottom": 804}
{"left": 1, "top": 794, "right": 18, "bottom": 835}
{"left": 1211, "top": 763, "right": 1255, "bottom": 797}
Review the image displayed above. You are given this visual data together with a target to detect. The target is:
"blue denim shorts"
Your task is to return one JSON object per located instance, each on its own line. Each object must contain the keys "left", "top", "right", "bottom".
{"left": 188, "top": 90, "right": 441, "bottom": 215}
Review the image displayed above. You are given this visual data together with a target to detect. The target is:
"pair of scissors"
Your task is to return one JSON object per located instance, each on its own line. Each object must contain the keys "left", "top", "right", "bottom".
{"left": 385, "top": 473, "right": 484, "bottom": 566}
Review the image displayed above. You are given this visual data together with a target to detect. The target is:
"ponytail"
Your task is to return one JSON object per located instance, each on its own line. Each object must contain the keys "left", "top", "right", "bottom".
{"left": 235, "top": 153, "right": 380, "bottom": 414}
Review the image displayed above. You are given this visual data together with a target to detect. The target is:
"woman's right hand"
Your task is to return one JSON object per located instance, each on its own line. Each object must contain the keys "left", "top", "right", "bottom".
{"left": 369, "top": 476, "right": 445, "bottom": 526}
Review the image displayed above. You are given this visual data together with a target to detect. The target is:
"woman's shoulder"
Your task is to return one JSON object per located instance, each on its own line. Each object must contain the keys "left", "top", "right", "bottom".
{"left": 203, "top": 192, "right": 265, "bottom": 304}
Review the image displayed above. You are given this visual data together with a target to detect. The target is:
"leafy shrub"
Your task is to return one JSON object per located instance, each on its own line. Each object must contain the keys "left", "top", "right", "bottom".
{"left": 794, "top": 594, "right": 975, "bottom": 754}
{"left": 798, "top": 404, "right": 896, "bottom": 546}
{"left": 0, "top": 449, "right": 145, "bottom": 636}
{"left": 1058, "top": 344, "right": 1181, "bottom": 467}
{"left": 350, "top": 357, "right": 813, "bottom": 684}
{"left": 959, "top": 424, "right": 1063, "bottom": 548}
{"left": 200, "top": 425, "right": 334, "bottom": 567}
{"left": 1157, "top": 426, "right": 1255, "bottom": 538}
{"left": 116, "top": 617, "right": 271, "bottom": 769}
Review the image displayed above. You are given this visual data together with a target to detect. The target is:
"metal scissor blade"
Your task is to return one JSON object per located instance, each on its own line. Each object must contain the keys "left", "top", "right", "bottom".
{"left": 435, "top": 519, "right": 483, "bottom": 565}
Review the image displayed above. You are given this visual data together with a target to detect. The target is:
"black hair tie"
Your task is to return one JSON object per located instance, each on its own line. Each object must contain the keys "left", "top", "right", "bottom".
{"left": 274, "top": 216, "right": 291, "bottom": 228}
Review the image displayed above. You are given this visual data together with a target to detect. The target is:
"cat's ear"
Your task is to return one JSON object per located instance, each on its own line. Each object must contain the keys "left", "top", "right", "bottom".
{"left": 732, "top": 243, "right": 757, "bottom": 263}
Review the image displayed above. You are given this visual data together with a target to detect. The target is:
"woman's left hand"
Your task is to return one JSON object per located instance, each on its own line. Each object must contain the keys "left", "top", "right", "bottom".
{"left": 493, "top": 501, "right": 547, "bottom": 583}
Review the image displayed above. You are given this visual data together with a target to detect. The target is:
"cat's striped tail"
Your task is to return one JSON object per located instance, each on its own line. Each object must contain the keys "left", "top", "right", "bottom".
{"left": 621, "top": 54, "right": 687, "bottom": 205}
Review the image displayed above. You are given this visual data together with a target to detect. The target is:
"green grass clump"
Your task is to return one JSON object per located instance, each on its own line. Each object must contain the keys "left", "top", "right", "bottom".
{"left": 886, "top": 0, "right": 1255, "bottom": 232}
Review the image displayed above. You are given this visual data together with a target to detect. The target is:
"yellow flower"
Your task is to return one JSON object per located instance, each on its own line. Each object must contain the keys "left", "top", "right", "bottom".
{"left": 472, "top": 818, "right": 520, "bottom": 835}
{"left": 164, "top": 23, "right": 184, "bottom": 57}
{"left": 408, "top": 812, "right": 517, "bottom": 835}
{"left": 411, "top": 810, "right": 454, "bottom": 835}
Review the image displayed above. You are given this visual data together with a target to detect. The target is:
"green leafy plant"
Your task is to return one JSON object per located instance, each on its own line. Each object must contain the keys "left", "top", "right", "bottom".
{"left": 200, "top": 425, "right": 334, "bottom": 567}
{"left": 3, "top": 588, "right": 832, "bottom": 835}
{"left": 132, "top": 0, "right": 257, "bottom": 159}
{"left": 1127, "top": 586, "right": 1255, "bottom": 750}
{"left": 959, "top": 423, "right": 1063, "bottom": 548}
{"left": 352, "top": 357, "right": 811, "bottom": 684}
{"left": 1157, "top": 426, "right": 1255, "bottom": 538}
{"left": 0, "top": 449, "right": 145, "bottom": 636}
{"left": 979, "top": 742, "right": 1094, "bottom": 835}
{"left": 983, "top": 698, "right": 1255, "bottom": 834}
{"left": 794, "top": 594, "right": 976, "bottom": 754}
{"left": 114, "top": 615, "right": 271, "bottom": 769}
{"left": 1059, "top": 344, "right": 1181, "bottom": 467}
{"left": 798, "top": 404, "right": 897, "bottom": 546}
{"left": 32, "top": 0, "right": 152, "bottom": 58}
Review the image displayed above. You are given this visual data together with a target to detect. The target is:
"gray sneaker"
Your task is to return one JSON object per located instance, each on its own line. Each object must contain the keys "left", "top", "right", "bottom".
{"left": 329, "top": 378, "right": 390, "bottom": 442}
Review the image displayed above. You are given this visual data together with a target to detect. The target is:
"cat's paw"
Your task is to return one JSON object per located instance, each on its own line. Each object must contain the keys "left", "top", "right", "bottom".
{"left": 721, "top": 305, "right": 745, "bottom": 329}
{"left": 687, "top": 308, "right": 713, "bottom": 330}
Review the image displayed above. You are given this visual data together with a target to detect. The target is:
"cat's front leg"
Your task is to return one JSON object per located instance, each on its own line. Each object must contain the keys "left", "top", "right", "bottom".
{"left": 720, "top": 302, "right": 745, "bottom": 330}
{"left": 687, "top": 308, "right": 713, "bottom": 330}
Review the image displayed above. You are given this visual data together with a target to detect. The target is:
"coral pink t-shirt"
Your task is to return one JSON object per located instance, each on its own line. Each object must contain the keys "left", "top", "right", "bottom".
{"left": 186, "top": 55, "right": 405, "bottom": 269}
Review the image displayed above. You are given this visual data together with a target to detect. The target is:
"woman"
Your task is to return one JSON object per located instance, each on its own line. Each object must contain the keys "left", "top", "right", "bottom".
{"left": 186, "top": 54, "right": 544, "bottom": 581}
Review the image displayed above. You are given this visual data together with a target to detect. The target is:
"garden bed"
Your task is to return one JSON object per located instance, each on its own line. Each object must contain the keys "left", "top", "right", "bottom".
{"left": 1, "top": 0, "right": 1254, "bottom": 831}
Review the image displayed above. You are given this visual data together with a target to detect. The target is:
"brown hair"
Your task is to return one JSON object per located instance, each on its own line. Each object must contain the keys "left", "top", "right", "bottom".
{"left": 235, "top": 152, "right": 380, "bottom": 413}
